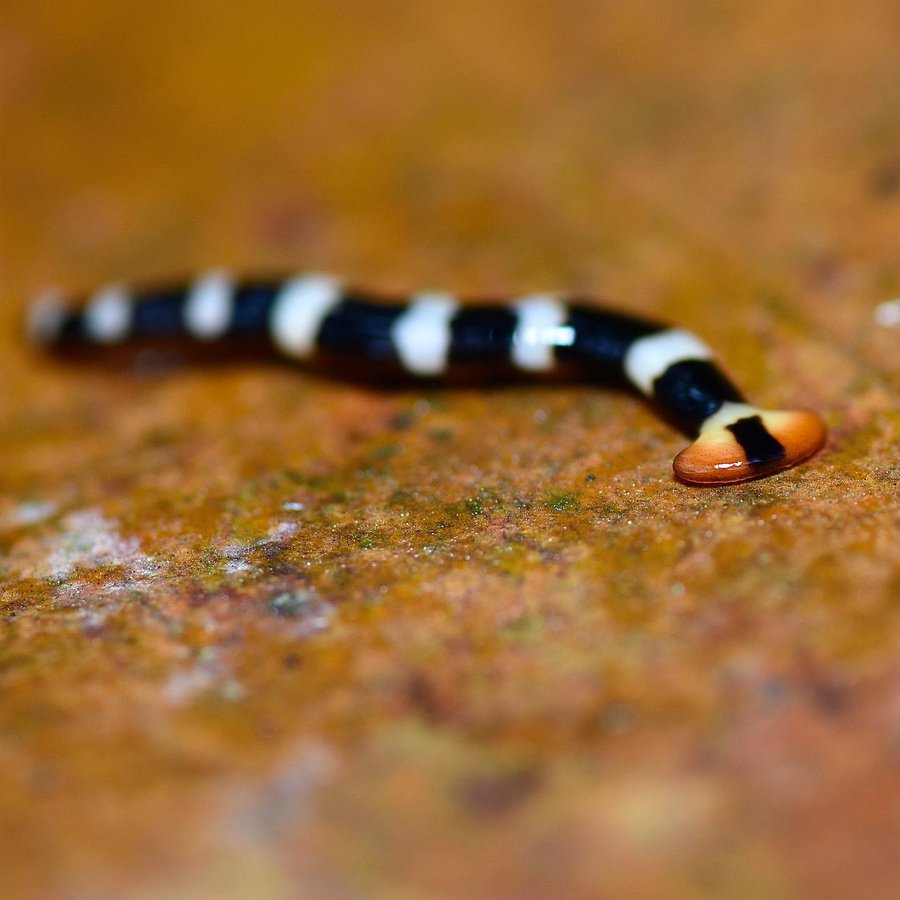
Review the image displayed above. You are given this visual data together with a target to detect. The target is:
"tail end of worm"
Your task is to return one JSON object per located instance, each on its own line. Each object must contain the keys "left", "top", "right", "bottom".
{"left": 28, "top": 289, "right": 68, "bottom": 347}
{"left": 673, "top": 403, "right": 827, "bottom": 485}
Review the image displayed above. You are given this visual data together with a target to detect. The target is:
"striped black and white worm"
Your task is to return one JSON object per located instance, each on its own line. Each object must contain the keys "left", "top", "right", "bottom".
{"left": 28, "top": 271, "right": 827, "bottom": 484}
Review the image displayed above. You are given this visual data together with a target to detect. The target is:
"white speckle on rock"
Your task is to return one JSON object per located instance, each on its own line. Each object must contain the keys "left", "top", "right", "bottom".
{"left": 874, "top": 299, "right": 900, "bottom": 327}
{"left": 265, "top": 521, "right": 299, "bottom": 542}
{"left": 7, "top": 508, "right": 156, "bottom": 582}
{"left": 223, "top": 741, "right": 338, "bottom": 841}
{"left": 79, "top": 609, "right": 109, "bottom": 631}
{"left": 266, "top": 589, "right": 335, "bottom": 639}
{"left": 1, "top": 500, "right": 58, "bottom": 529}
{"left": 162, "top": 650, "right": 246, "bottom": 707}
{"left": 163, "top": 664, "right": 218, "bottom": 706}
{"left": 217, "top": 520, "right": 300, "bottom": 576}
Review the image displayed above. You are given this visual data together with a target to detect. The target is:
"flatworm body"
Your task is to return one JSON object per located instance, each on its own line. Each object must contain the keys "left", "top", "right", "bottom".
{"left": 29, "top": 271, "right": 827, "bottom": 485}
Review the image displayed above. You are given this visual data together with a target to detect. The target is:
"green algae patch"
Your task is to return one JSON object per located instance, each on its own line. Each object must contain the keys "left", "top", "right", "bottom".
{"left": 543, "top": 490, "right": 581, "bottom": 513}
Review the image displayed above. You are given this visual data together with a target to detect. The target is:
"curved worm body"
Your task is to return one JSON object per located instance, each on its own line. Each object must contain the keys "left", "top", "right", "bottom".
{"left": 29, "top": 271, "right": 826, "bottom": 485}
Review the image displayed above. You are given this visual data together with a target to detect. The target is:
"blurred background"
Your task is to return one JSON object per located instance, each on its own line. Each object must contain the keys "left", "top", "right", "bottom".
{"left": 1, "top": 1, "right": 899, "bottom": 898}
{"left": 5, "top": 1, "right": 898, "bottom": 315}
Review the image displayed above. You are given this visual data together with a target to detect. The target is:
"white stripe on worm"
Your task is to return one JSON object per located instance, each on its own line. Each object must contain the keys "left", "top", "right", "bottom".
{"left": 392, "top": 292, "right": 459, "bottom": 375}
{"left": 269, "top": 273, "right": 342, "bottom": 358}
{"left": 511, "top": 295, "right": 571, "bottom": 371}
{"left": 184, "top": 270, "right": 234, "bottom": 339}
{"left": 623, "top": 328, "right": 713, "bottom": 395}
{"left": 84, "top": 284, "right": 132, "bottom": 343}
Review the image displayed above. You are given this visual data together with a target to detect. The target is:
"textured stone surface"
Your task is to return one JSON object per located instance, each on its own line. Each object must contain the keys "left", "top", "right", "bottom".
{"left": 1, "top": 1, "right": 899, "bottom": 897}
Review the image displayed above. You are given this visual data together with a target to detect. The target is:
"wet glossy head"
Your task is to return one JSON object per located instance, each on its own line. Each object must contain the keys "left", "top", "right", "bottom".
{"left": 673, "top": 405, "right": 827, "bottom": 485}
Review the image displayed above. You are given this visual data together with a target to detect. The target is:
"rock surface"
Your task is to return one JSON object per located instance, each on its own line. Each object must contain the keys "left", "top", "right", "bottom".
{"left": 1, "top": 1, "right": 899, "bottom": 897}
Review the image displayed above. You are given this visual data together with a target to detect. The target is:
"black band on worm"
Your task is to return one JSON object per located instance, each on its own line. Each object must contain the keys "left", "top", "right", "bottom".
{"left": 727, "top": 415, "right": 786, "bottom": 467}
{"left": 652, "top": 359, "right": 747, "bottom": 431}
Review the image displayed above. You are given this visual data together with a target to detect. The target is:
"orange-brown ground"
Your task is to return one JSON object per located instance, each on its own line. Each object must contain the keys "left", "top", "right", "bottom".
{"left": 1, "top": 2, "right": 899, "bottom": 898}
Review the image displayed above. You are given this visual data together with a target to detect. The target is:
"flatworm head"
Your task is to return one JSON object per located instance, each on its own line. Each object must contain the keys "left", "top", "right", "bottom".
{"left": 673, "top": 402, "right": 827, "bottom": 485}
